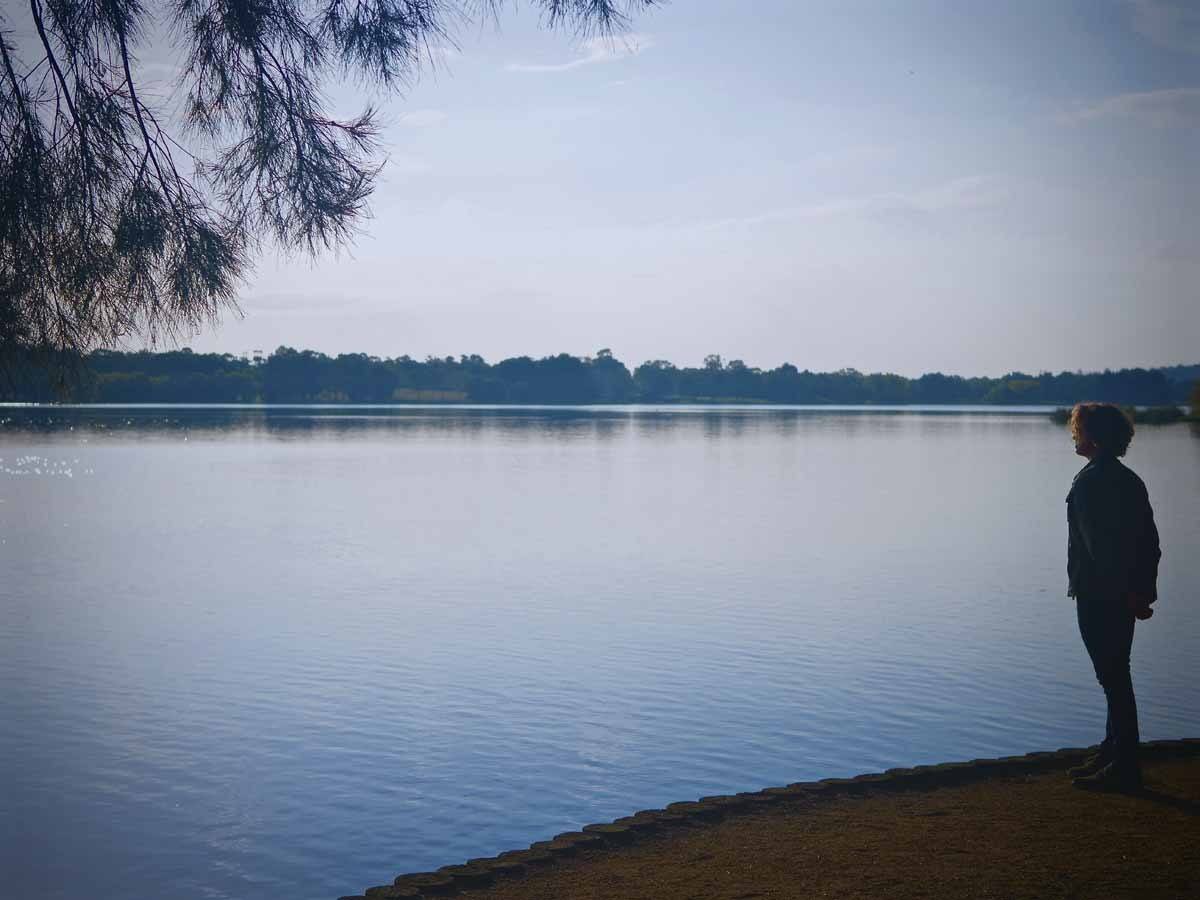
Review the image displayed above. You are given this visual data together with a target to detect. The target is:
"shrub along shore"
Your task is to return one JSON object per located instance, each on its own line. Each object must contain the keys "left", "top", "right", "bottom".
{"left": 343, "top": 739, "right": 1200, "bottom": 900}
{"left": 4, "top": 347, "right": 1198, "bottom": 407}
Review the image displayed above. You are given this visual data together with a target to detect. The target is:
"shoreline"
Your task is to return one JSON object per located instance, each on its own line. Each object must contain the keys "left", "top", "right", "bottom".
{"left": 342, "top": 738, "right": 1200, "bottom": 900}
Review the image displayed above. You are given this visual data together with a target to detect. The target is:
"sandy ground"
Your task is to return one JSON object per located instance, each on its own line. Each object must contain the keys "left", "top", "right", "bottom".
{"left": 356, "top": 749, "right": 1200, "bottom": 900}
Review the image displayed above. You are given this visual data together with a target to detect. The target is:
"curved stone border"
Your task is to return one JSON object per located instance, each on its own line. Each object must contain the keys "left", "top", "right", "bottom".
{"left": 339, "top": 737, "right": 1200, "bottom": 900}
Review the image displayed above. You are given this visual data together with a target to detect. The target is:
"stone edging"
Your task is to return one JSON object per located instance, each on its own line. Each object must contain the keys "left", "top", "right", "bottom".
{"left": 339, "top": 737, "right": 1200, "bottom": 900}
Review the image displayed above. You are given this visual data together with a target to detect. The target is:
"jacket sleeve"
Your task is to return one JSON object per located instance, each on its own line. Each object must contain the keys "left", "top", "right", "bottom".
{"left": 1071, "top": 475, "right": 1137, "bottom": 597}
{"left": 1131, "top": 481, "right": 1161, "bottom": 600}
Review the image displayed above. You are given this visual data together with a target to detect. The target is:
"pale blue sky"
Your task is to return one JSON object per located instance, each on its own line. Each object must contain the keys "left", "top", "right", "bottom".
{"left": 161, "top": 2, "right": 1198, "bottom": 373}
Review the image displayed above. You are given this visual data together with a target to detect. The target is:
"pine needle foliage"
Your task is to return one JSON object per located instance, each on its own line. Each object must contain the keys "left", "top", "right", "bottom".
{"left": 0, "top": 1, "right": 658, "bottom": 367}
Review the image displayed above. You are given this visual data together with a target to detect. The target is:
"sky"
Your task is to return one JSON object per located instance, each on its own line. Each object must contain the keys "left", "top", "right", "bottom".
{"left": 80, "top": 2, "right": 1200, "bottom": 374}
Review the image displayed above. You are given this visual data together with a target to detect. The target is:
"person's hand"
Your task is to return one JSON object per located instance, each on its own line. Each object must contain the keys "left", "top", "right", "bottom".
{"left": 1125, "top": 591, "right": 1154, "bottom": 620}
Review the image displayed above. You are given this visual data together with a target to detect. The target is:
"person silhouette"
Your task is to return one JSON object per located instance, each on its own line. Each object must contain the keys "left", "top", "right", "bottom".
{"left": 1064, "top": 402, "right": 1160, "bottom": 790}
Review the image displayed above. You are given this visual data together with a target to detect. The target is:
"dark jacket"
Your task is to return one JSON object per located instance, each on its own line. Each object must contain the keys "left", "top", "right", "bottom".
{"left": 1066, "top": 454, "right": 1161, "bottom": 601}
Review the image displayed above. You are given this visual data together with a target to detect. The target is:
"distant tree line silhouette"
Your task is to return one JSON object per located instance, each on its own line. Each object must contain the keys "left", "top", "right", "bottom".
{"left": 2, "top": 347, "right": 1196, "bottom": 406}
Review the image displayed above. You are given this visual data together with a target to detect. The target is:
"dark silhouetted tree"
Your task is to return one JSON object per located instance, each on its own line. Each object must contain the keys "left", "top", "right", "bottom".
{"left": 588, "top": 347, "right": 634, "bottom": 401}
{"left": 0, "top": 1, "right": 660, "bottom": 366}
{"left": 632, "top": 358, "right": 676, "bottom": 401}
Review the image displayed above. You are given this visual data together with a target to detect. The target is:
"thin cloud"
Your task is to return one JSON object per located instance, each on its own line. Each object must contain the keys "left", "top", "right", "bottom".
{"left": 675, "top": 175, "right": 1009, "bottom": 233}
{"left": 801, "top": 144, "right": 897, "bottom": 171}
{"left": 243, "top": 292, "right": 371, "bottom": 314}
{"left": 505, "top": 33, "right": 654, "bottom": 73}
{"left": 898, "top": 175, "right": 1009, "bottom": 212}
{"left": 399, "top": 109, "right": 449, "bottom": 127}
{"left": 1064, "top": 87, "right": 1200, "bottom": 126}
{"left": 380, "top": 154, "right": 432, "bottom": 176}
{"left": 1147, "top": 236, "right": 1200, "bottom": 264}
{"left": 1128, "top": 0, "right": 1200, "bottom": 54}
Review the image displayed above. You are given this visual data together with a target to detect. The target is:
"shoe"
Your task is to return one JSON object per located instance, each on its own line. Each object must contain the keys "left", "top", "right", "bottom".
{"left": 1067, "top": 750, "right": 1112, "bottom": 778}
{"left": 1072, "top": 761, "right": 1142, "bottom": 791}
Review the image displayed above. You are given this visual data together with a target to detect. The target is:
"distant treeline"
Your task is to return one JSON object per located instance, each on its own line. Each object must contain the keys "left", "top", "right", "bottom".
{"left": 3, "top": 347, "right": 1197, "bottom": 406}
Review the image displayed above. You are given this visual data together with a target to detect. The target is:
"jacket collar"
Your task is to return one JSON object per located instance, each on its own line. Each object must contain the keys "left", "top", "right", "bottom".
{"left": 1073, "top": 452, "right": 1117, "bottom": 485}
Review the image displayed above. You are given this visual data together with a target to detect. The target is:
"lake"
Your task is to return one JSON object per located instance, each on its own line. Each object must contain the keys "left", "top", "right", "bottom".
{"left": 2, "top": 405, "right": 1197, "bottom": 900}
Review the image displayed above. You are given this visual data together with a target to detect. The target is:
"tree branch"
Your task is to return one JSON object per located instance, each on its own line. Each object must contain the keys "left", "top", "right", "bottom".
{"left": 113, "top": 13, "right": 169, "bottom": 189}
{"left": 28, "top": 0, "right": 81, "bottom": 131}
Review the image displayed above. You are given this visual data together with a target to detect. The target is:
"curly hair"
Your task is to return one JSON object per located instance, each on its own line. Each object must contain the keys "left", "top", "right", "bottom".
{"left": 1069, "top": 402, "right": 1135, "bottom": 457}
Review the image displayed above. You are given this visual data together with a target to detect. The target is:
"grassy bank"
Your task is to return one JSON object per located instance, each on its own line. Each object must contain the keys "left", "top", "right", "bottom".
{"left": 344, "top": 739, "right": 1200, "bottom": 900}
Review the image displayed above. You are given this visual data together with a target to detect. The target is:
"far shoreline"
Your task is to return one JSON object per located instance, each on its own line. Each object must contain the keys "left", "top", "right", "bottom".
{"left": 5, "top": 400, "right": 1196, "bottom": 424}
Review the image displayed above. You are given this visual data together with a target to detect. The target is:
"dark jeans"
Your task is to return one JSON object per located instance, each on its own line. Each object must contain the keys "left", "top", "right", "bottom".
{"left": 1076, "top": 595, "right": 1140, "bottom": 768}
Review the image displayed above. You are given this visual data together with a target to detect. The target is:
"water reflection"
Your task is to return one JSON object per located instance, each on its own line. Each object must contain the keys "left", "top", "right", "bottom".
{"left": 0, "top": 403, "right": 1067, "bottom": 443}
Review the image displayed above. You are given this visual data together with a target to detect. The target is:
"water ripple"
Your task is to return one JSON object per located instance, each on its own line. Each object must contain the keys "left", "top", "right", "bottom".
{"left": 2, "top": 406, "right": 1197, "bottom": 900}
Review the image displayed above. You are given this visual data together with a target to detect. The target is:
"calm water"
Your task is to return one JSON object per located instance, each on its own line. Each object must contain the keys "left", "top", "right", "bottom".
{"left": 2, "top": 405, "right": 1198, "bottom": 900}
